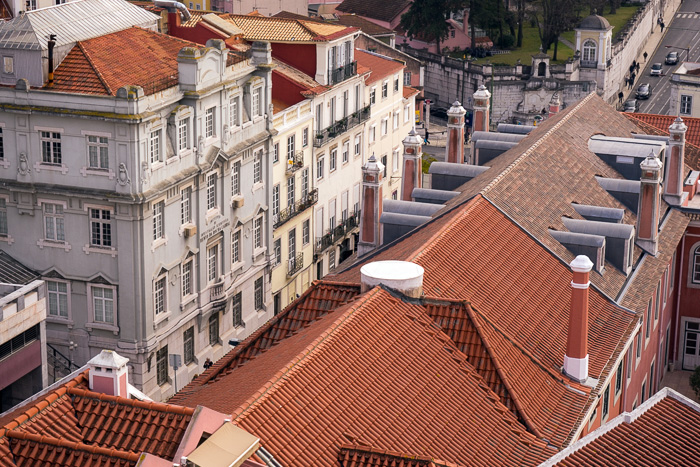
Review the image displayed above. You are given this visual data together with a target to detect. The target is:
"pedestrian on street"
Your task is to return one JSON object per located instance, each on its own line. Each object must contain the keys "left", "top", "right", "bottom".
{"left": 629, "top": 64, "right": 635, "bottom": 74}
{"left": 661, "top": 22, "right": 665, "bottom": 33}
{"left": 635, "top": 62, "right": 640, "bottom": 72}
{"left": 618, "top": 91, "right": 624, "bottom": 105}
{"left": 424, "top": 130, "right": 431, "bottom": 145}
{"left": 630, "top": 72, "right": 636, "bottom": 83}
{"left": 643, "top": 51, "right": 648, "bottom": 62}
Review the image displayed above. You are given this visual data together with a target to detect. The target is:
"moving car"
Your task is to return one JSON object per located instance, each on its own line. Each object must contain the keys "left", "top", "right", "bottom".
{"left": 665, "top": 51, "right": 679, "bottom": 65}
{"left": 636, "top": 83, "right": 652, "bottom": 100}
{"left": 650, "top": 63, "right": 663, "bottom": 76}
{"left": 623, "top": 99, "right": 639, "bottom": 113}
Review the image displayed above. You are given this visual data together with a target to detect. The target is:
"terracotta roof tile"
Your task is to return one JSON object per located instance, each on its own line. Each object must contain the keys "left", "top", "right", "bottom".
{"left": 338, "top": 445, "right": 465, "bottom": 467}
{"left": 336, "top": 0, "right": 411, "bottom": 23}
{"left": 218, "top": 13, "right": 356, "bottom": 42}
{"left": 623, "top": 112, "right": 700, "bottom": 170}
{"left": 403, "top": 85, "right": 419, "bottom": 99}
{"left": 551, "top": 390, "right": 700, "bottom": 466}
{"left": 355, "top": 49, "right": 405, "bottom": 85}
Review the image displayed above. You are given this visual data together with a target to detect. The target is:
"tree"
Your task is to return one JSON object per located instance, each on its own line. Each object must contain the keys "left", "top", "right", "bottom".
{"left": 400, "top": 0, "right": 461, "bottom": 52}
{"left": 533, "top": 0, "right": 585, "bottom": 60}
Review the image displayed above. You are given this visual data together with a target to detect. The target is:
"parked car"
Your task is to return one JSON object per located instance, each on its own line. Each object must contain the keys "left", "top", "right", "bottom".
{"left": 665, "top": 51, "right": 679, "bottom": 65}
{"left": 623, "top": 99, "right": 640, "bottom": 113}
{"left": 429, "top": 107, "right": 449, "bottom": 120}
{"left": 636, "top": 83, "right": 652, "bottom": 100}
{"left": 650, "top": 63, "right": 663, "bottom": 76}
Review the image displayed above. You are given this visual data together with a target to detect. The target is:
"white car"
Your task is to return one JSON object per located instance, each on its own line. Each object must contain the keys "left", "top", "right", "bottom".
{"left": 650, "top": 63, "right": 663, "bottom": 76}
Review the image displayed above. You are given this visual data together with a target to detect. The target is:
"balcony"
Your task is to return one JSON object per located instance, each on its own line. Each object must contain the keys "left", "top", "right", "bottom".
{"left": 272, "top": 189, "right": 319, "bottom": 229}
{"left": 287, "top": 253, "right": 303, "bottom": 277}
{"left": 328, "top": 61, "right": 357, "bottom": 86}
{"left": 314, "top": 105, "right": 371, "bottom": 148}
{"left": 580, "top": 60, "right": 598, "bottom": 68}
{"left": 314, "top": 210, "right": 360, "bottom": 255}
{"left": 286, "top": 150, "right": 304, "bottom": 174}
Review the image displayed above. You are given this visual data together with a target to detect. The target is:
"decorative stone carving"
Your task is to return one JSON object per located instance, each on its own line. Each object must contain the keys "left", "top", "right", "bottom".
{"left": 117, "top": 163, "right": 131, "bottom": 186}
{"left": 17, "top": 153, "right": 30, "bottom": 175}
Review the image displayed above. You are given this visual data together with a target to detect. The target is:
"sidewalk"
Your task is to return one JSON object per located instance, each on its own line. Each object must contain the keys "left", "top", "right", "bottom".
{"left": 417, "top": 121, "right": 449, "bottom": 147}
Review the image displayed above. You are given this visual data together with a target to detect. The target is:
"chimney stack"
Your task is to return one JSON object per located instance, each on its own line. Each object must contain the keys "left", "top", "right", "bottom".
{"left": 564, "top": 255, "right": 593, "bottom": 383}
{"left": 636, "top": 152, "right": 663, "bottom": 255}
{"left": 361, "top": 261, "right": 424, "bottom": 298}
{"left": 548, "top": 92, "right": 561, "bottom": 118}
{"left": 88, "top": 350, "right": 129, "bottom": 398}
{"left": 358, "top": 155, "right": 384, "bottom": 257}
{"left": 472, "top": 85, "right": 491, "bottom": 134}
{"left": 664, "top": 116, "right": 687, "bottom": 205}
{"left": 445, "top": 101, "right": 467, "bottom": 164}
{"left": 401, "top": 128, "right": 423, "bottom": 201}
{"left": 47, "top": 34, "right": 56, "bottom": 87}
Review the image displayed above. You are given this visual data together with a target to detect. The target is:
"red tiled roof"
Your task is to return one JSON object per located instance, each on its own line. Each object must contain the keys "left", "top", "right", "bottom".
{"left": 623, "top": 113, "right": 700, "bottom": 170}
{"left": 549, "top": 389, "right": 700, "bottom": 466}
{"left": 229, "top": 287, "right": 554, "bottom": 466}
{"left": 0, "top": 372, "right": 196, "bottom": 467}
{"left": 355, "top": 49, "right": 405, "bottom": 85}
{"left": 49, "top": 27, "right": 243, "bottom": 96}
{"left": 338, "top": 445, "right": 465, "bottom": 467}
{"left": 403, "top": 85, "right": 419, "bottom": 98}
{"left": 336, "top": 0, "right": 411, "bottom": 23}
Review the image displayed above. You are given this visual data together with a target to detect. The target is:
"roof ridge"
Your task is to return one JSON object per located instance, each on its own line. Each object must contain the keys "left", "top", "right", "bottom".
{"left": 76, "top": 41, "right": 113, "bottom": 95}
{"left": 66, "top": 387, "right": 195, "bottom": 415}
{"left": 338, "top": 444, "right": 467, "bottom": 467}
{"left": 480, "top": 92, "right": 597, "bottom": 196}
{"left": 5, "top": 429, "right": 141, "bottom": 462}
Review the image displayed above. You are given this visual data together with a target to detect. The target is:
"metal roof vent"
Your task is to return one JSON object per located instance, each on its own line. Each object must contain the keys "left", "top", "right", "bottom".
{"left": 361, "top": 261, "right": 424, "bottom": 298}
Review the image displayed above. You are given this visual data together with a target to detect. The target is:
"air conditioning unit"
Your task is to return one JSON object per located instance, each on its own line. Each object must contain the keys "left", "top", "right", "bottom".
{"left": 231, "top": 196, "right": 245, "bottom": 209}
{"left": 183, "top": 224, "right": 197, "bottom": 238}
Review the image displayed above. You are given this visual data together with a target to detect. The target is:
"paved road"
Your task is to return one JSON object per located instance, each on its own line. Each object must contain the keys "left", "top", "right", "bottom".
{"left": 637, "top": 0, "right": 700, "bottom": 114}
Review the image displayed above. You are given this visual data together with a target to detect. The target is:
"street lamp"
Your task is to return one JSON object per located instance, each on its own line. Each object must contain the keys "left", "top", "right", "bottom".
{"left": 665, "top": 45, "right": 690, "bottom": 63}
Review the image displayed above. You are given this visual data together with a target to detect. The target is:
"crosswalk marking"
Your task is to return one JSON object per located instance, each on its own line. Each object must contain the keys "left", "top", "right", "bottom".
{"left": 676, "top": 13, "right": 700, "bottom": 18}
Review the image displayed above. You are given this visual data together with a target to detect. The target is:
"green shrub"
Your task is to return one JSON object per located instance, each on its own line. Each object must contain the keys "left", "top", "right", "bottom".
{"left": 422, "top": 154, "right": 437, "bottom": 174}
{"left": 690, "top": 366, "right": 700, "bottom": 399}
{"left": 499, "top": 34, "right": 515, "bottom": 49}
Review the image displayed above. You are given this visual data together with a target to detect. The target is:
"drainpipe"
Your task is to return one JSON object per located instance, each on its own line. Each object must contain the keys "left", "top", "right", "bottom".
{"left": 47, "top": 34, "right": 56, "bottom": 87}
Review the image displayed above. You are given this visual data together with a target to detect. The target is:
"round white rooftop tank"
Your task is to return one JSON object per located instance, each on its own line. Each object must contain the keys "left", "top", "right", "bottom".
{"left": 360, "top": 260, "right": 425, "bottom": 298}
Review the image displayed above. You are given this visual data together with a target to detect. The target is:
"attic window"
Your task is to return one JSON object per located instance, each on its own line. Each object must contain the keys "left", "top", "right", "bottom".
{"left": 3, "top": 56, "right": 13, "bottom": 75}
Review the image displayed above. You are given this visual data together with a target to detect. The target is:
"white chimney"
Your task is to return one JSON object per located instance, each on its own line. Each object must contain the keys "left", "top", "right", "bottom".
{"left": 360, "top": 260, "right": 424, "bottom": 298}
{"left": 88, "top": 350, "right": 129, "bottom": 398}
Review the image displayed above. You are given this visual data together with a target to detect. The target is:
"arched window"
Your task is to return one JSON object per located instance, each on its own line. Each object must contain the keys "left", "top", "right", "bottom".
{"left": 538, "top": 62, "right": 546, "bottom": 76}
{"left": 693, "top": 245, "right": 700, "bottom": 284}
{"left": 582, "top": 39, "right": 597, "bottom": 62}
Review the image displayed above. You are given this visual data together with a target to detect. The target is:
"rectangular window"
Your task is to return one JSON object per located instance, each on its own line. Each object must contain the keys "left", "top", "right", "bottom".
{"left": 354, "top": 134, "right": 361, "bottom": 156}
{"left": 393, "top": 112, "right": 399, "bottom": 130}
{"left": 0, "top": 128, "right": 4, "bottom": 160}
{"left": 41, "top": 131, "right": 62, "bottom": 164}
{"left": 370, "top": 88, "right": 376, "bottom": 105}
{"left": 232, "top": 161, "right": 241, "bottom": 196}
{"left": 301, "top": 168, "right": 309, "bottom": 198}
{"left": 287, "top": 175, "right": 295, "bottom": 207}
{"left": 47, "top": 281, "right": 68, "bottom": 317}
{"left": 317, "top": 156, "right": 325, "bottom": 180}
{"left": 381, "top": 155, "right": 388, "bottom": 178}
{"left": 254, "top": 216, "right": 263, "bottom": 249}
{"left": 636, "top": 332, "right": 642, "bottom": 360}
{"left": 153, "top": 201, "right": 164, "bottom": 240}
{"left": 43, "top": 203, "right": 65, "bottom": 242}
{"left": 273, "top": 143, "right": 279, "bottom": 163}
{"left": 288, "top": 228, "right": 296, "bottom": 260}
{"left": 232, "top": 292, "right": 243, "bottom": 326}
{"left": 207, "top": 173, "right": 217, "bottom": 210}
{"left": 646, "top": 299, "right": 652, "bottom": 339}
{"left": 231, "top": 230, "right": 240, "bottom": 265}
{"left": 157, "top": 346, "right": 168, "bottom": 386}
{"left": 254, "top": 277, "right": 263, "bottom": 310}
{"left": 394, "top": 77, "right": 399, "bottom": 92}
{"left": 208, "top": 244, "right": 219, "bottom": 282}
{"left": 178, "top": 118, "right": 188, "bottom": 152}
{"left": 92, "top": 286, "right": 114, "bottom": 324}
{"left": 330, "top": 148, "right": 337, "bottom": 172}
{"left": 253, "top": 87, "right": 262, "bottom": 117}
{"left": 149, "top": 129, "right": 161, "bottom": 164}
{"left": 602, "top": 385, "right": 610, "bottom": 420}
{"left": 183, "top": 327, "right": 194, "bottom": 364}
{"left": 3, "top": 56, "right": 13, "bottom": 74}
{"left": 329, "top": 249, "right": 336, "bottom": 271}
{"left": 154, "top": 276, "right": 166, "bottom": 315}
{"left": 655, "top": 282, "right": 661, "bottom": 322}
{"left": 381, "top": 118, "right": 388, "bottom": 136}
{"left": 627, "top": 350, "right": 633, "bottom": 382}
{"left": 287, "top": 134, "right": 295, "bottom": 161}
{"left": 303, "top": 219, "right": 310, "bottom": 245}
{"left": 90, "top": 208, "right": 111, "bottom": 247}
{"left": 342, "top": 141, "right": 349, "bottom": 164}
{"left": 393, "top": 149, "right": 399, "bottom": 173}
{"left": 0, "top": 198, "right": 6, "bottom": 236}
{"left": 87, "top": 136, "right": 108, "bottom": 169}
{"left": 615, "top": 360, "right": 623, "bottom": 396}
{"left": 641, "top": 379, "right": 647, "bottom": 403}
{"left": 404, "top": 71, "right": 411, "bottom": 86}
{"left": 382, "top": 81, "right": 388, "bottom": 98}
{"left": 229, "top": 95, "right": 240, "bottom": 127}
{"left": 650, "top": 360, "right": 656, "bottom": 393}
{"left": 681, "top": 95, "right": 692, "bottom": 115}
{"left": 253, "top": 151, "right": 262, "bottom": 183}
{"left": 182, "top": 259, "right": 193, "bottom": 297}
{"left": 272, "top": 184, "right": 280, "bottom": 218}
{"left": 303, "top": 127, "right": 308, "bottom": 147}
{"left": 209, "top": 313, "right": 219, "bottom": 346}
{"left": 181, "top": 187, "right": 191, "bottom": 224}
{"left": 273, "top": 238, "right": 281, "bottom": 266}
{"left": 369, "top": 125, "right": 376, "bottom": 143}
{"left": 205, "top": 107, "right": 215, "bottom": 138}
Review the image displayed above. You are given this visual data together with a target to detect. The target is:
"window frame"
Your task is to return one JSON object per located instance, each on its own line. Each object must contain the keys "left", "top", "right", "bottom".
{"left": 154, "top": 274, "right": 167, "bottom": 318}
{"left": 582, "top": 39, "right": 597, "bottom": 62}
{"left": 232, "top": 292, "right": 243, "bottom": 327}
{"left": 208, "top": 312, "right": 220, "bottom": 347}
{"left": 232, "top": 160, "right": 241, "bottom": 196}
{"left": 183, "top": 326, "right": 195, "bottom": 365}
{"left": 253, "top": 150, "right": 262, "bottom": 184}
{"left": 46, "top": 279, "right": 70, "bottom": 320}
{"left": 254, "top": 215, "right": 264, "bottom": 252}
{"left": 207, "top": 242, "right": 220, "bottom": 283}
{"left": 680, "top": 94, "right": 692, "bottom": 115}
{"left": 156, "top": 346, "right": 168, "bottom": 386}
{"left": 601, "top": 384, "right": 610, "bottom": 423}
{"left": 87, "top": 135, "right": 109, "bottom": 170}
{"left": 302, "top": 219, "right": 310, "bottom": 245}
{"left": 89, "top": 207, "right": 112, "bottom": 248}
{"left": 181, "top": 257, "right": 194, "bottom": 299}
{"left": 153, "top": 200, "right": 165, "bottom": 242}
{"left": 40, "top": 131, "right": 62, "bottom": 165}
{"left": 149, "top": 129, "right": 162, "bottom": 165}
{"left": 205, "top": 107, "right": 216, "bottom": 138}
{"left": 43, "top": 202, "right": 66, "bottom": 243}
{"left": 231, "top": 228, "right": 242, "bottom": 268}
{"left": 86, "top": 283, "right": 118, "bottom": 333}
{"left": 254, "top": 277, "right": 263, "bottom": 310}
{"left": 181, "top": 187, "right": 192, "bottom": 225}
{"left": 229, "top": 94, "right": 241, "bottom": 128}
{"left": 177, "top": 118, "right": 189, "bottom": 153}
{"left": 206, "top": 172, "right": 218, "bottom": 212}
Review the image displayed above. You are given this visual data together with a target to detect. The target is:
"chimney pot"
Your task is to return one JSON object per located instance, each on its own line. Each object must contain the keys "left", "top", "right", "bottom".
{"left": 564, "top": 255, "right": 593, "bottom": 382}
{"left": 88, "top": 350, "right": 129, "bottom": 398}
{"left": 472, "top": 85, "right": 491, "bottom": 134}
{"left": 445, "top": 101, "right": 467, "bottom": 164}
{"left": 401, "top": 128, "right": 423, "bottom": 201}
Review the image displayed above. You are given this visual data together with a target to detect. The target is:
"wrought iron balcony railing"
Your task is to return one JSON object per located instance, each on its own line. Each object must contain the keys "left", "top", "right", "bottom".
{"left": 272, "top": 189, "right": 319, "bottom": 230}
{"left": 314, "top": 105, "right": 371, "bottom": 148}
{"left": 328, "top": 61, "right": 357, "bottom": 85}
{"left": 313, "top": 210, "right": 360, "bottom": 255}
{"left": 286, "top": 150, "right": 304, "bottom": 174}
{"left": 287, "top": 253, "right": 303, "bottom": 277}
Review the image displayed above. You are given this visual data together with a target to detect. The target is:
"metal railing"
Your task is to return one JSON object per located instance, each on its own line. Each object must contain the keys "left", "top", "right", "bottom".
{"left": 314, "top": 210, "right": 360, "bottom": 255}
{"left": 285, "top": 150, "right": 304, "bottom": 174}
{"left": 314, "top": 105, "right": 371, "bottom": 148}
{"left": 211, "top": 280, "right": 225, "bottom": 302}
{"left": 48, "top": 343, "right": 80, "bottom": 383}
{"left": 328, "top": 61, "right": 357, "bottom": 85}
{"left": 580, "top": 60, "right": 598, "bottom": 68}
{"left": 287, "top": 253, "right": 303, "bottom": 277}
{"left": 272, "top": 189, "right": 319, "bottom": 229}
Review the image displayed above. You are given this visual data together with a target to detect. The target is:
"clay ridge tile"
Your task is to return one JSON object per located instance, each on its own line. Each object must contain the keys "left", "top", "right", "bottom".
{"left": 66, "top": 387, "right": 195, "bottom": 416}
{"left": 6, "top": 430, "right": 140, "bottom": 463}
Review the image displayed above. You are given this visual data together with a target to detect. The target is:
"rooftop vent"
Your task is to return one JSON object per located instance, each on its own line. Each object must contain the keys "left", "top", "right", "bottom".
{"left": 361, "top": 261, "right": 424, "bottom": 298}
{"left": 549, "top": 230, "right": 605, "bottom": 273}
{"left": 561, "top": 217, "right": 635, "bottom": 274}
{"left": 571, "top": 203, "right": 624, "bottom": 223}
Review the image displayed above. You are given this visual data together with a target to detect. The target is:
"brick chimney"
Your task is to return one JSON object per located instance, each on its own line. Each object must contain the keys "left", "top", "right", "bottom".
{"left": 358, "top": 155, "right": 384, "bottom": 257}
{"left": 548, "top": 92, "right": 561, "bottom": 118}
{"left": 88, "top": 350, "right": 129, "bottom": 398}
{"left": 401, "top": 128, "right": 423, "bottom": 201}
{"left": 445, "top": 101, "right": 467, "bottom": 164}
{"left": 564, "top": 255, "right": 593, "bottom": 383}
{"left": 664, "top": 116, "right": 687, "bottom": 205}
{"left": 636, "top": 152, "right": 663, "bottom": 255}
{"left": 472, "top": 85, "right": 491, "bottom": 133}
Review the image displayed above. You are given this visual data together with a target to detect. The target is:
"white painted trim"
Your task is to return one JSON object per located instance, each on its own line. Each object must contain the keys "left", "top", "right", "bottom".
{"left": 33, "top": 126, "right": 64, "bottom": 133}
{"left": 571, "top": 280, "right": 591, "bottom": 289}
{"left": 81, "top": 130, "right": 112, "bottom": 138}
{"left": 564, "top": 354, "right": 589, "bottom": 381}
